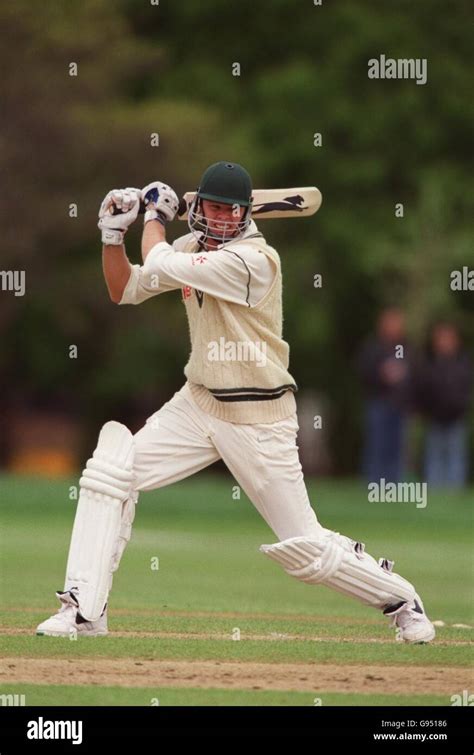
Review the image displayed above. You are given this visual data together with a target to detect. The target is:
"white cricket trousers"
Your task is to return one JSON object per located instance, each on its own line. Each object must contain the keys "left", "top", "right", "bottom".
{"left": 133, "top": 383, "right": 326, "bottom": 541}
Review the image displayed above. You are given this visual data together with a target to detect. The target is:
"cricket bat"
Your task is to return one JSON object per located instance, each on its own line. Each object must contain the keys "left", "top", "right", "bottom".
{"left": 113, "top": 187, "right": 322, "bottom": 220}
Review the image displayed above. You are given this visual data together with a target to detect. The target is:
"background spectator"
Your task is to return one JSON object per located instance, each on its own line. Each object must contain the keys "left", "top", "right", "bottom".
{"left": 358, "top": 308, "right": 412, "bottom": 483}
{"left": 415, "top": 321, "right": 472, "bottom": 488}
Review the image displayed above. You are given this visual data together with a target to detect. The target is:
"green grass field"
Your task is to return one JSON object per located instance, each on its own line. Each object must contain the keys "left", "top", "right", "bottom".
{"left": 0, "top": 473, "right": 472, "bottom": 706}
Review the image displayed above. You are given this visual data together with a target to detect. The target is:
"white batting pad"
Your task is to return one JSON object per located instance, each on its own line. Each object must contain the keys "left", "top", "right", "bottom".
{"left": 260, "top": 533, "right": 415, "bottom": 610}
{"left": 64, "top": 421, "right": 135, "bottom": 621}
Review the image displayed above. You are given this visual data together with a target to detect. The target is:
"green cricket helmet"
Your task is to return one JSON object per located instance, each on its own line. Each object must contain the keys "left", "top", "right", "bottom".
{"left": 188, "top": 161, "right": 253, "bottom": 244}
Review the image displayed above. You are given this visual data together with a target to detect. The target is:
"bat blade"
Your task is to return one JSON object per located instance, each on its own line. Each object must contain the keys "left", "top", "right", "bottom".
{"left": 177, "top": 187, "right": 322, "bottom": 220}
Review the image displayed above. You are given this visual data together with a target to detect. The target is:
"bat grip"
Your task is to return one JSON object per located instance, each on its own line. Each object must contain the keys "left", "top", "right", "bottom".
{"left": 112, "top": 202, "right": 146, "bottom": 215}
{"left": 112, "top": 198, "right": 188, "bottom": 217}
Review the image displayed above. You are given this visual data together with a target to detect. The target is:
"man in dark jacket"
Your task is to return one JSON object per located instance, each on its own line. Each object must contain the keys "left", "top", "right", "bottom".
{"left": 358, "top": 308, "right": 412, "bottom": 483}
{"left": 416, "top": 321, "right": 472, "bottom": 487}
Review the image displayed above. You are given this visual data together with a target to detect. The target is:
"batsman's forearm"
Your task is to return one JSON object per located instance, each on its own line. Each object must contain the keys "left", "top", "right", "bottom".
{"left": 141, "top": 219, "right": 166, "bottom": 263}
{"left": 102, "top": 244, "right": 132, "bottom": 303}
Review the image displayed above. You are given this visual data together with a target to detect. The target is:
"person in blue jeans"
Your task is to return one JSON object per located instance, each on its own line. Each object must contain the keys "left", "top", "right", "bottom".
{"left": 357, "top": 308, "right": 412, "bottom": 483}
{"left": 415, "top": 321, "right": 472, "bottom": 488}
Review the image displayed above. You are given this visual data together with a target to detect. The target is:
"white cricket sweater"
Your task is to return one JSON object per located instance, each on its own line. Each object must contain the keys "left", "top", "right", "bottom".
{"left": 119, "top": 220, "right": 297, "bottom": 423}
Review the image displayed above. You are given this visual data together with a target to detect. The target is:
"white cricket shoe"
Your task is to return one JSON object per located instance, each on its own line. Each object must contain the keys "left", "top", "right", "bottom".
{"left": 383, "top": 593, "right": 435, "bottom": 644}
{"left": 36, "top": 588, "right": 108, "bottom": 637}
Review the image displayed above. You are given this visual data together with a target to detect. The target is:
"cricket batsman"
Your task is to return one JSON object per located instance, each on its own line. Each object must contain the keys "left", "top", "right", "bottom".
{"left": 36, "top": 161, "right": 435, "bottom": 644}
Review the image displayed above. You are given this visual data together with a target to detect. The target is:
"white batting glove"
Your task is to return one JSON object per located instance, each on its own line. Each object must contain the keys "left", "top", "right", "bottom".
{"left": 141, "top": 181, "right": 179, "bottom": 225}
{"left": 98, "top": 187, "right": 141, "bottom": 245}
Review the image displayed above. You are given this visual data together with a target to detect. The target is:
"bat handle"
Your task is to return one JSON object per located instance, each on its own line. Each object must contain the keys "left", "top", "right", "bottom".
{"left": 112, "top": 198, "right": 188, "bottom": 217}
{"left": 112, "top": 201, "right": 146, "bottom": 215}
